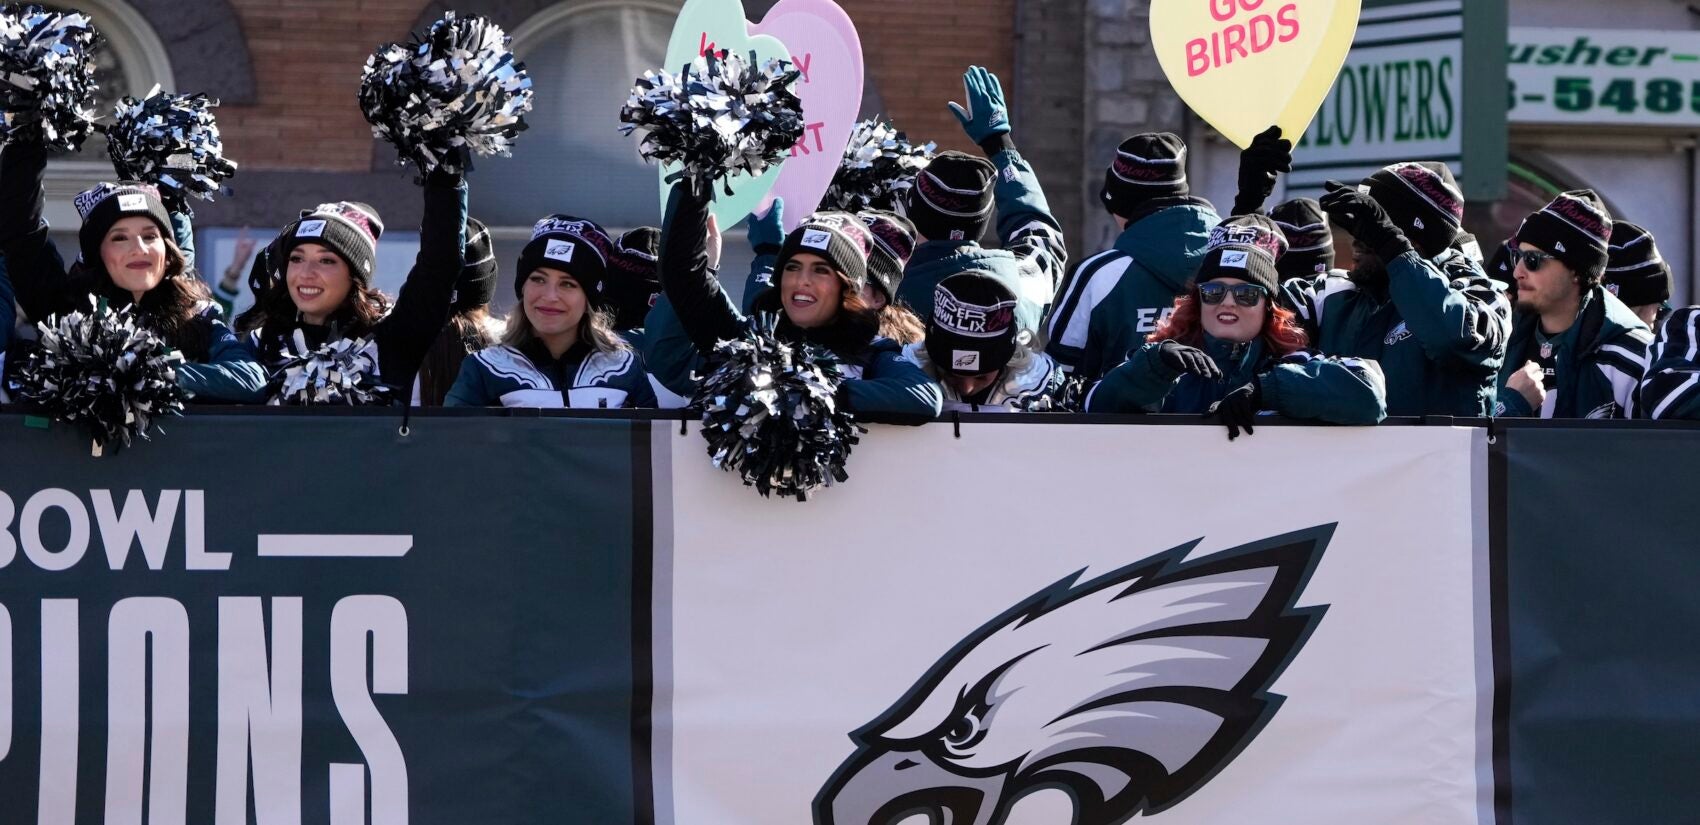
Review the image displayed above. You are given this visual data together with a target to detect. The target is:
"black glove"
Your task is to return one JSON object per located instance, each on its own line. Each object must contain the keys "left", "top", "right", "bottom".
{"left": 1156, "top": 340, "right": 1223, "bottom": 380}
{"left": 1320, "top": 180, "right": 1411, "bottom": 260}
{"left": 1206, "top": 379, "right": 1262, "bottom": 441}
{"left": 1231, "top": 126, "right": 1292, "bottom": 216}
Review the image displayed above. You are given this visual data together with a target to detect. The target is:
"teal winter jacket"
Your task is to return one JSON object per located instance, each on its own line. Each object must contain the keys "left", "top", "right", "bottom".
{"left": 643, "top": 182, "right": 942, "bottom": 420}
{"left": 1281, "top": 247, "right": 1510, "bottom": 417}
{"left": 896, "top": 148, "right": 1068, "bottom": 336}
{"left": 1044, "top": 198, "right": 1220, "bottom": 382}
{"left": 1086, "top": 335, "right": 1387, "bottom": 425}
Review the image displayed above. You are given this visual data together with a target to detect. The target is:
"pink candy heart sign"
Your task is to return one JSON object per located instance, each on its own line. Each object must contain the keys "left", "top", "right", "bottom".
{"left": 660, "top": 0, "right": 863, "bottom": 230}
{"left": 751, "top": 0, "right": 863, "bottom": 232}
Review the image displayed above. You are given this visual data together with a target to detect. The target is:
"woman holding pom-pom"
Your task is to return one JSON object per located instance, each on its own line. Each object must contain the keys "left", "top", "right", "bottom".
{"left": 644, "top": 179, "right": 942, "bottom": 419}
{"left": 234, "top": 162, "right": 467, "bottom": 404}
{"left": 445, "top": 215, "right": 656, "bottom": 408}
{"left": 0, "top": 140, "right": 268, "bottom": 402}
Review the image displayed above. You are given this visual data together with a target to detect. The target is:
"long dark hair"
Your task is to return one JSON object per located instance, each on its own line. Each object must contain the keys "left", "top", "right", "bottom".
{"left": 235, "top": 245, "right": 391, "bottom": 352}
{"left": 79, "top": 238, "right": 214, "bottom": 360}
{"left": 416, "top": 306, "right": 497, "bottom": 406}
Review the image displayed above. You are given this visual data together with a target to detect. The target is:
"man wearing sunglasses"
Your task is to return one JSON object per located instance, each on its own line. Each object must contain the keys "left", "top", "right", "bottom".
{"left": 1086, "top": 215, "right": 1388, "bottom": 440}
{"left": 1281, "top": 161, "right": 1511, "bottom": 418}
{"left": 1495, "top": 191, "right": 1653, "bottom": 419}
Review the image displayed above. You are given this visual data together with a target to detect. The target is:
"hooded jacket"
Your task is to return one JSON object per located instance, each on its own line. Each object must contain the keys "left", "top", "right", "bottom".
{"left": 1495, "top": 286, "right": 1652, "bottom": 419}
{"left": 895, "top": 148, "right": 1067, "bottom": 337}
{"left": 0, "top": 140, "right": 267, "bottom": 404}
{"left": 1044, "top": 197, "right": 1221, "bottom": 382}
{"left": 643, "top": 182, "right": 942, "bottom": 420}
{"left": 1282, "top": 246, "right": 1511, "bottom": 417}
{"left": 1084, "top": 335, "right": 1387, "bottom": 425}
{"left": 1641, "top": 306, "right": 1700, "bottom": 420}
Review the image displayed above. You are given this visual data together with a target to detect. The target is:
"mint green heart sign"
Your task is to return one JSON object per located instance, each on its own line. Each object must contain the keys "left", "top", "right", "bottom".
{"left": 659, "top": 0, "right": 792, "bottom": 229}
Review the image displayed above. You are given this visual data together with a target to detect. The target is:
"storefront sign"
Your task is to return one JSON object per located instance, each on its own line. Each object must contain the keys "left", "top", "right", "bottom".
{"left": 1509, "top": 28, "right": 1700, "bottom": 127}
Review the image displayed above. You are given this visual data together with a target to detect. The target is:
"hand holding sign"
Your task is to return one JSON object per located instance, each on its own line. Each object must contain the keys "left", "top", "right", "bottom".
{"left": 1149, "top": 0, "right": 1361, "bottom": 148}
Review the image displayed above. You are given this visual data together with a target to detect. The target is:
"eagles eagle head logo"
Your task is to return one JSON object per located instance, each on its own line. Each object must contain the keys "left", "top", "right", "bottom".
{"left": 813, "top": 525, "right": 1333, "bottom": 825}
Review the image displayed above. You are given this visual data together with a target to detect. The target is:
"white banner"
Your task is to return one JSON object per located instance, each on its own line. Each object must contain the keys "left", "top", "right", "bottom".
{"left": 654, "top": 422, "right": 1493, "bottom": 825}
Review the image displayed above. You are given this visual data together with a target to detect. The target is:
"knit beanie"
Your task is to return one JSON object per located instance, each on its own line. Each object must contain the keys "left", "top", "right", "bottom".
{"left": 1485, "top": 240, "right": 1515, "bottom": 291}
{"left": 515, "top": 214, "right": 614, "bottom": 308}
{"left": 607, "top": 226, "right": 662, "bottom": 331}
{"left": 280, "top": 201, "right": 385, "bottom": 282}
{"left": 1604, "top": 220, "right": 1672, "bottom": 307}
{"left": 1362, "top": 161, "right": 1464, "bottom": 256}
{"left": 1269, "top": 198, "right": 1333, "bottom": 279}
{"left": 859, "top": 210, "right": 917, "bottom": 301}
{"left": 903, "top": 151, "right": 995, "bottom": 242}
{"left": 1196, "top": 213, "right": 1286, "bottom": 296}
{"left": 452, "top": 217, "right": 497, "bottom": 311}
{"left": 775, "top": 212, "right": 874, "bottom": 294}
{"left": 74, "top": 182, "right": 173, "bottom": 268}
{"left": 1516, "top": 190, "right": 1612, "bottom": 284}
{"left": 1100, "top": 132, "right": 1189, "bottom": 219}
{"left": 925, "top": 270, "right": 1020, "bottom": 376}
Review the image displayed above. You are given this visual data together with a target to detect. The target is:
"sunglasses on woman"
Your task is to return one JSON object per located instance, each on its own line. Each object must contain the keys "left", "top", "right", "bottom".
{"left": 1198, "top": 282, "right": 1269, "bottom": 307}
{"left": 1506, "top": 248, "right": 1555, "bottom": 271}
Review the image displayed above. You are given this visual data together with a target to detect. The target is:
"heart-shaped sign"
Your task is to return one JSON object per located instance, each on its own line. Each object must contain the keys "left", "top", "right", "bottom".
{"left": 1149, "top": 0, "right": 1361, "bottom": 147}
{"left": 660, "top": 0, "right": 793, "bottom": 229}
{"left": 750, "top": 0, "right": 864, "bottom": 231}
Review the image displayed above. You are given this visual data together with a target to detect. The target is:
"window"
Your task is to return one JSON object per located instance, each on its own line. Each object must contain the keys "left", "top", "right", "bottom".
{"left": 38, "top": 0, "right": 175, "bottom": 233}
{"left": 481, "top": 1, "right": 678, "bottom": 230}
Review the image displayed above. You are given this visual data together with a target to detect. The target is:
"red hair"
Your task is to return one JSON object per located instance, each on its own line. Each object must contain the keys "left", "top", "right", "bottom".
{"left": 1149, "top": 286, "right": 1310, "bottom": 357}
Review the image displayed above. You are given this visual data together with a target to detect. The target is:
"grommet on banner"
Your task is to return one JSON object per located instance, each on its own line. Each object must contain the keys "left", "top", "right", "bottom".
{"left": 398, "top": 424, "right": 411, "bottom": 437}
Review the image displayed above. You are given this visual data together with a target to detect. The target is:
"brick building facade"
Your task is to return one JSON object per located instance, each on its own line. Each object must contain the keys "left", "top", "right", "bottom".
{"left": 56, "top": 0, "right": 1206, "bottom": 298}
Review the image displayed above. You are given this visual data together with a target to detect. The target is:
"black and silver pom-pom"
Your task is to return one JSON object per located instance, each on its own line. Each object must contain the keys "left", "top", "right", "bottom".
{"left": 821, "top": 118, "right": 935, "bottom": 212}
{"left": 358, "top": 11, "right": 533, "bottom": 176}
{"left": 620, "top": 51, "right": 804, "bottom": 191}
{"left": 693, "top": 315, "right": 861, "bottom": 501}
{"left": 0, "top": 4, "right": 99, "bottom": 150}
{"left": 267, "top": 330, "right": 392, "bottom": 406}
{"left": 106, "top": 86, "right": 238, "bottom": 206}
{"left": 9, "top": 296, "right": 186, "bottom": 456}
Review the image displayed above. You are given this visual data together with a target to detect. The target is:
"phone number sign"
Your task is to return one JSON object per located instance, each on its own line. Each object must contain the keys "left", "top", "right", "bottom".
{"left": 1510, "top": 27, "right": 1700, "bottom": 127}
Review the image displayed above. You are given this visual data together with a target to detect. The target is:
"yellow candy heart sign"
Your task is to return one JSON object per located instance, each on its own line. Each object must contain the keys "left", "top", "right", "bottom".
{"left": 1150, "top": 0, "right": 1360, "bottom": 148}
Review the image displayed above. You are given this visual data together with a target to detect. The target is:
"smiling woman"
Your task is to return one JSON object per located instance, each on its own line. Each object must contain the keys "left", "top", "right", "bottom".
{"left": 0, "top": 140, "right": 267, "bottom": 403}
{"left": 1086, "top": 215, "right": 1387, "bottom": 439}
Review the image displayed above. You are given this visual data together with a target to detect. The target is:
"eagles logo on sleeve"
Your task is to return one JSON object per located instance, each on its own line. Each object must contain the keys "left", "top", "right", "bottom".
{"left": 813, "top": 526, "right": 1333, "bottom": 825}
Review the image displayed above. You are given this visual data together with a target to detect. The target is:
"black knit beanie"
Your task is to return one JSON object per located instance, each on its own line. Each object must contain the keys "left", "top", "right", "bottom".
{"left": 1485, "top": 240, "right": 1515, "bottom": 291}
{"left": 453, "top": 217, "right": 498, "bottom": 311}
{"left": 74, "top": 182, "right": 173, "bottom": 268}
{"left": 903, "top": 151, "right": 995, "bottom": 242}
{"left": 607, "top": 226, "right": 662, "bottom": 331}
{"left": 1362, "top": 161, "right": 1464, "bottom": 257}
{"left": 1516, "top": 190, "right": 1612, "bottom": 285}
{"left": 775, "top": 212, "right": 873, "bottom": 294}
{"left": 515, "top": 214, "right": 614, "bottom": 308}
{"left": 280, "top": 201, "right": 385, "bottom": 283}
{"left": 1196, "top": 214, "right": 1286, "bottom": 296}
{"left": 1269, "top": 198, "right": 1333, "bottom": 279}
{"left": 925, "top": 270, "right": 1021, "bottom": 376}
{"left": 859, "top": 210, "right": 917, "bottom": 301}
{"left": 1605, "top": 220, "right": 1672, "bottom": 307}
{"left": 1100, "top": 132, "right": 1189, "bottom": 219}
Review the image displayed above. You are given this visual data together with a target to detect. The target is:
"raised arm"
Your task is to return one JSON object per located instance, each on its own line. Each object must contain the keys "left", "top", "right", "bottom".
{"left": 659, "top": 180, "right": 745, "bottom": 351}
{"left": 373, "top": 167, "right": 468, "bottom": 389}
{"left": 0, "top": 140, "right": 81, "bottom": 321}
